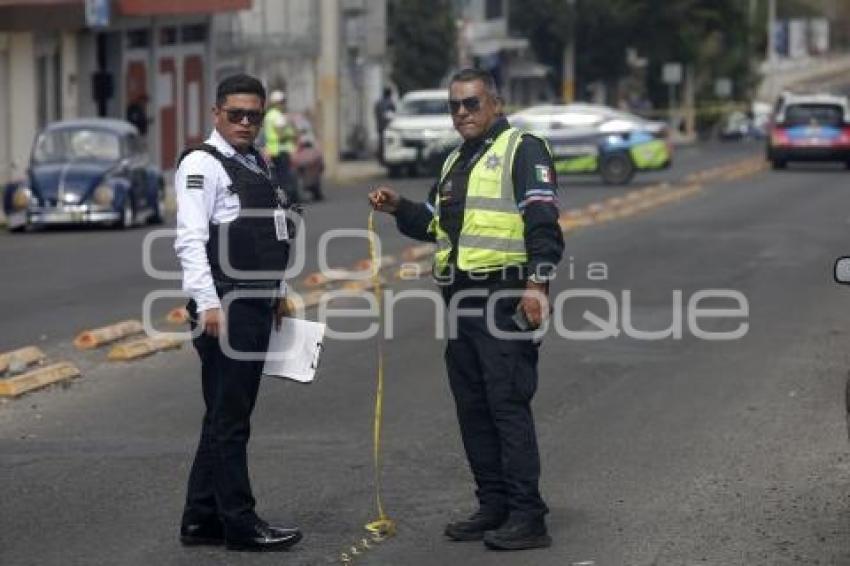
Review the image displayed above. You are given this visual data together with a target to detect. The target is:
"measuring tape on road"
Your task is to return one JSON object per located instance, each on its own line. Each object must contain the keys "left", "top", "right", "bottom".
{"left": 340, "top": 210, "right": 397, "bottom": 564}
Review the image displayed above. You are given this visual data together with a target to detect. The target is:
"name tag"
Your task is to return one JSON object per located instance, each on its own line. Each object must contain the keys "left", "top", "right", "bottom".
{"left": 274, "top": 209, "right": 289, "bottom": 241}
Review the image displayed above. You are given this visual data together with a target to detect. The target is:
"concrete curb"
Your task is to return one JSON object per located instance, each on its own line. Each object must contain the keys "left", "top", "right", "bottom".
{"left": 0, "top": 362, "right": 80, "bottom": 397}
{"left": 74, "top": 320, "right": 144, "bottom": 350}
{"left": 0, "top": 346, "right": 46, "bottom": 374}
{"left": 107, "top": 336, "right": 184, "bottom": 361}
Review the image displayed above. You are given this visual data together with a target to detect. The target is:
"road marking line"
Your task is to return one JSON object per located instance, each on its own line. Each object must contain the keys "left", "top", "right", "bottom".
{"left": 0, "top": 362, "right": 80, "bottom": 397}
{"left": 107, "top": 336, "right": 184, "bottom": 361}
{"left": 0, "top": 346, "right": 46, "bottom": 375}
{"left": 74, "top": 320, "right": 145, "bottom": 350}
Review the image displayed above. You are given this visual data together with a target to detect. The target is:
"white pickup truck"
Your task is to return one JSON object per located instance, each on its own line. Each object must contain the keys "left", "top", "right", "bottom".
{"left": 381, "top": 89, "right": 460, "bottom": 177}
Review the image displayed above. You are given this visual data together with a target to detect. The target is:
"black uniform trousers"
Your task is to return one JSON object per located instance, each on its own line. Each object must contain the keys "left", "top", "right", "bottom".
{"left": 183, "top": 296, "right": 274, "bottom": 533}
{"left": 443, "top": 286, "right": 549, "bottom": 519}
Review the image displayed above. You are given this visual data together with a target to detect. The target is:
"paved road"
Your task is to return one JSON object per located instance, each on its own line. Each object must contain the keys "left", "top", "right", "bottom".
{"left": 0, "top": 140, "right": 759, "bottom": 353}
{"left": 4, "top": 141, "right": 850, "bottom": 565}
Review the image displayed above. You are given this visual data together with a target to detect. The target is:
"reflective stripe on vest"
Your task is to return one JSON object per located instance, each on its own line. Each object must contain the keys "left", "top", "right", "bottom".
{"left": 430, "top": 127, "right": 534, "bottom": 273}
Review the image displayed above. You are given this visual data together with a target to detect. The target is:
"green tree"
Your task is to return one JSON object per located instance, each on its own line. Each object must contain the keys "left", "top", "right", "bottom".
{"left": 388, "top": 0, "right": 457, "bottom": 94}
{"left": 511, "top": 0, "right": 762, "bottom": 131}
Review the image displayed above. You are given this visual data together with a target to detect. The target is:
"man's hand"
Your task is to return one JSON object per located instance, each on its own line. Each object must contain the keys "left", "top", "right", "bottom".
{"left": 200, "top": 308, "right": 224, "bottom": 338}
{"left": 368, "top": 187, "right": 401, "bottom": 214}
{"left": 519, "top": 281, "right": 549, "bottom": 329}
{"left": 275, "top": 297, "right": 295, "bottom": 330}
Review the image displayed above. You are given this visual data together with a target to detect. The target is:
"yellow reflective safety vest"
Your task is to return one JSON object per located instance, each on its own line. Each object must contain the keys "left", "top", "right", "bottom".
{"left": 429, "top": 126, "right": 535, "bottom": 273}
{"left": 263, "top": 107, "right": 296, "bottom": 157}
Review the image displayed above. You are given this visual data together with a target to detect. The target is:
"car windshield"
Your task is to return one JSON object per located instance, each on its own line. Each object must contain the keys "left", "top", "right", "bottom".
{"left": 32, "top": 128, "right": 122, "bottom": 164}
{"left": 399, "top": 98, "right": 448, "bottom": 116}
{"left": 784, "top": 104, "right": 844, "bottom": 127}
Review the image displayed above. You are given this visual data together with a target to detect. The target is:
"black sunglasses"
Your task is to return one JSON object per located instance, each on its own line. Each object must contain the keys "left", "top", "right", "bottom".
{"left": 448, "top": 96, "right": 482, "bottom": 114}
{"left": 222, "top": 107, "right": 264, "bottom": 126}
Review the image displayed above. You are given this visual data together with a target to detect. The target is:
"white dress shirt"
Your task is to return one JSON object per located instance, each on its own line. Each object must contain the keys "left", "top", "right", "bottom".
{"left": 174, "top": 129, "right": 287, "bottom": 312}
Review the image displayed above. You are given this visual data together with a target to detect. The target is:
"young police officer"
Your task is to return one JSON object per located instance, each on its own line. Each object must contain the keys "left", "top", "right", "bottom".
{"left": 369, "top": 68, "right": 564, "bottom": 551}
{"left": 174, "top": 74, "right": 301, "bottom": 552}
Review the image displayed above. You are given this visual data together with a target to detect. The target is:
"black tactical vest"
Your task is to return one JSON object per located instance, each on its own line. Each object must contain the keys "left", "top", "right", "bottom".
{"left": 177, "top": 143, "right": 291, "bottom": 287}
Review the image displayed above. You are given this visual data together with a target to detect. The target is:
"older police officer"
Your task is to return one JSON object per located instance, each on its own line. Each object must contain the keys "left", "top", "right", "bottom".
{"left": 369, "top": 68, "right": 564, "bottom": 551}
{"left": 174, "top": 74, "right": 301, "bottom": 552}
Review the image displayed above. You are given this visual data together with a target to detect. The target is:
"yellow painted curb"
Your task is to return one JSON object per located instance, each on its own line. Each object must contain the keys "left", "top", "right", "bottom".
{"left": 303, "top": 271, "right": 330, "bottom": 288}
{"left": 0, "top": 362, "right": 80, "bottom": 398}
{"left": 166, "top": 307, "right": 189, "bottom": 325}
{"left": 107, "top": 336, "right": 184, "bottom": 361}
{"left": 353, "top": 255, "right": 397, "bottom": 273}
{"left": 401, "top": 244, "right": 435, "bottom": 262}
{"left": 0, "top": 346, "right": 46, "bottom": 375}
{"left": 560, "top": 208, "right": 585, "bottom": 219}
{"left": 396, "top": 261, "right": 432, "bottom": 280}
{"left": 74, "top": 320, "right": 144, "bottom": 350}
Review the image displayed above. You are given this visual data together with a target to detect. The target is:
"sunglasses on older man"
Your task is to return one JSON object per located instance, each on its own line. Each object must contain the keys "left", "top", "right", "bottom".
{"left": 221, "top": 107, "right": 264, "bottom": 126}
{"left": 448, "top": 96, "right": 482, "bottom": 114}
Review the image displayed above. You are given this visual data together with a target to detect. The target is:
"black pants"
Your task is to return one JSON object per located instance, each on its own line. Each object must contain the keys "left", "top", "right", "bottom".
{"left": 182, "top": 297, "right": 273, "bottom": 533}
{"left": 445, "top": 291, "right": 548, "bottom": 518}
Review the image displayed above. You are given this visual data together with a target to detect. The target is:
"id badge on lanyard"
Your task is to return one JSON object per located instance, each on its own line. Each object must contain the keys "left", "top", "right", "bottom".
{"left": 273, "top": 209, "right": 289, "bottom": 241}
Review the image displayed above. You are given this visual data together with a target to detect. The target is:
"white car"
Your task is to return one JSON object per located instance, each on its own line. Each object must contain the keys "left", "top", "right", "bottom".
{"left": 381, "top": 89, "right": 459, "bottom": 177}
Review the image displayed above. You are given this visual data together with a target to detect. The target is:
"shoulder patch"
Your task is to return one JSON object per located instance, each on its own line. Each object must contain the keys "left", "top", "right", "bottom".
{"left": 186, "top": 174, "right": 204, "bottom": 190}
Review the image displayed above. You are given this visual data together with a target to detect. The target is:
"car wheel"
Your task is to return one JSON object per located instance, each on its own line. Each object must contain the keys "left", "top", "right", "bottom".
{"left": 116, "top": 198, "right": 134, "bottom": 229}
{"left": 149, "top": 182, "right": 165, "bottom": 225}
{"left": 845, "top": 160, "right": 850, "bottom": 170}
{"left": 771, "top": 159, "right": 787, "bottom": 170}
{"left": 388, "top": 165, "right": 403, "bottom": 178}
{"left": 600, "top": 152, "right": 635, "bottom": 185}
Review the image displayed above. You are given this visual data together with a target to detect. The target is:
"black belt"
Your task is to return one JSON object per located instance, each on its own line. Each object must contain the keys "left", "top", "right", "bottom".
{"left": 214, "top": 280, "right": 280, "bottom": 304}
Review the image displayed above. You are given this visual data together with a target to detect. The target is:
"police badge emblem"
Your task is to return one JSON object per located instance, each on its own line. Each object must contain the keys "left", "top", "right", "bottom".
{"left": 484, "top": 154, "right": 502, "bottom": 170}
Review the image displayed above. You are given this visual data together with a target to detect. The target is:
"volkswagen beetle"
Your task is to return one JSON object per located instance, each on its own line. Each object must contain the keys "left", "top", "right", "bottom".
{"left": 3, "top": 118, "right": 165, "bottom": 232}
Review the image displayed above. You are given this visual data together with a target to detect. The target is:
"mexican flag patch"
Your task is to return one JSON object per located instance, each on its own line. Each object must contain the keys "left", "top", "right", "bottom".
{"left": 534, "top": 164, "right": 553, "bottom": 184}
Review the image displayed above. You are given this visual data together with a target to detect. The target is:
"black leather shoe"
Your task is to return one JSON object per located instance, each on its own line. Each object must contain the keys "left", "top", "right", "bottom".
{"left": 180, "top": 520, "right": 225, "bottom": 546}
{"left": 225, "top": 521, "right": 302, "bottom": 552}
{"left": 444, "top": 509, "right": 508, "bottom": 541}
{"left": 483, "top": 514, "right": 551, "bottom": 550}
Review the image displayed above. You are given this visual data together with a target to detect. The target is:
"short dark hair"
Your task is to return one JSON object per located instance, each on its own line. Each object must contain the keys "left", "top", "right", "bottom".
{"left": 449, "top": 68, "right": 500, "bottom": 99}
{"left": 216, "top": 74, "right": 266, "bottom": 106}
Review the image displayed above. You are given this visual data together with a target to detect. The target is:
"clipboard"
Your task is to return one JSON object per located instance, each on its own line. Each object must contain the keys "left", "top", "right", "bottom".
{"left": 262, "top": 317, "right": 326, "bottom": 383}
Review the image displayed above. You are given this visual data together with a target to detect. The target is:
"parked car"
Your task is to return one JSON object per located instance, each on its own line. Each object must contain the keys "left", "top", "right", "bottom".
{"left": 509, "top": 103, "right": 672, "bottom": 185}
{"left": 289, "top": 113, "right": 324, "bottom": 201}
{"left": 381, "top": 89, "right": 459, "bottom": 177}
{"left": 3, "top": 118, "right": 164, "bottom": 232}
{"left": 766, "top": 93, "right": 850, "bottom": 170}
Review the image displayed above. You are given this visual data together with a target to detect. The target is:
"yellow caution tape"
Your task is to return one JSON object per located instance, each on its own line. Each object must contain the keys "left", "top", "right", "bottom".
{"left": 340, "top": 211, "right": 396, "bottom": 564}
{"left": 364, "top": 209, "right": 396, "bottom": 538}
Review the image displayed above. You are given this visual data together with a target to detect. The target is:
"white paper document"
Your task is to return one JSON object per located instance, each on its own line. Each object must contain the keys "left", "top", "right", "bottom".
{"left": 262, "top": 318, "right": 326, "bottom": 383}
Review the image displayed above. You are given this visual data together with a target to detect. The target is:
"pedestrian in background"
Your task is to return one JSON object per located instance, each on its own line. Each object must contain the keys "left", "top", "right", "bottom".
{"left": 263, "top": 90, "right": 300, "bottom": 203}
{"left": 374, "top": 86, "right": 396, "bottom": 162}
{"left": 174, "top": 74, "right": 301, "bottom": 552}
{"left": 368, "top": 68, "right": 563, "bottom": 551}
{"left": 126, "top": 93, "right": 150, "bottom": 138}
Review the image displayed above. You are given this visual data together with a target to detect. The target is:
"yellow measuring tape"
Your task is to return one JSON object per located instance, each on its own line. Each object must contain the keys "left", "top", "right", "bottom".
{"left": 340, "top": 211, "right": 396, "bottom": 564}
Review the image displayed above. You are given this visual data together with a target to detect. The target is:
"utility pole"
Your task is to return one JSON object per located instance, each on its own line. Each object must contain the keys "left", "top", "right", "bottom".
{"left": 561, "top": 0, "right": 577, "bottom": 103}
{"left": 766, "top": 0, "right": 777, "bottom": 98}
{"left": 318, "top": 0, "right": 339, "bottom": 179}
